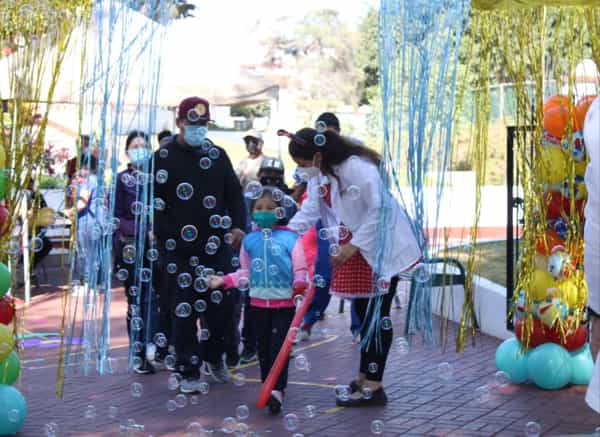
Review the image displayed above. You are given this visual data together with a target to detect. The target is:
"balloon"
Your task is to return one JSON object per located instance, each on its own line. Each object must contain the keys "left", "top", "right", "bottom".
{"left": 0, "top": 351, "right": 20, "bottom": 385}
{"left": 527, "top": 343, "right": 572, "bottom": 390}
{"left": 0, "top": 263, "right": 10, "bottom": 297}
{"left": 536, "top": 229, "right": 564, "bottom": 255}
{"left": 0, "top": 324, "right": 14, "bottom": 362}
{"left": 557, "top": 276, "right": 586, "bottom": 308}
{"left": 539, "top": 147, "right": 568, "bottom": 184}
{"left": 0, "top": 297, "right": 14, "bottom": 325}
{"left": 35, "top": 208, "right": 55, "bottom": 227}
{"left": 543, "top": 106, "right": 569, "bottom": 139}
{"left": 0, "top": 145, "right": 5, "bottom": 169}
{"left": 543, "top": 95, "right": 570, "bottom": 114}
{"left": 515, "top": 318, "right": 548, "bottom": 348}
{"left": 528, "top": 269, "right": 556, "bottom": 301}
{"left": 495, "top": 337, "right": 529, "bottom": 383}
{"left": 537, "top": 298, "right": 564, "bottom": 327}
{"left": 0, "top": 170, "right": 7, "bottom": 200}
{"left": 0, "top": 385, "right": 26, "bottom": 435}
{"left": 574, "top": 159, "right": 588, "bottom": 176}
{"left": 575, "top": 95, "right": 597, "bottom": 131}
{"left": 562, "top": 324, "right": 588, "bottom": 352}
{"left": 570, "top": 343, "right": 594, "bottom": 385}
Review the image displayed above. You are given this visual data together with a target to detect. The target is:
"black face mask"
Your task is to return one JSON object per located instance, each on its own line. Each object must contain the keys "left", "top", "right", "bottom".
{"left": 246, "top": 141, "right": 259, "bottom": 154}
{"left": 260, "top": 176, "right": 284, "bottom": 188}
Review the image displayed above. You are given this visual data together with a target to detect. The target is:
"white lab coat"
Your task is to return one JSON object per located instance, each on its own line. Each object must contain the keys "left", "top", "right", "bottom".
{"left": 289, "top": 156, "right": 422, "bottom": 280}
{"left": 584, "top": 96, "right": 600, "bottom": 413}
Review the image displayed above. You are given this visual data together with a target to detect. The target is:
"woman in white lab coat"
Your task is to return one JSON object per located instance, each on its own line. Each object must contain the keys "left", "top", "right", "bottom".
{"left": 584, "top": 96, "right": 600, "bottom": 414}
{"left": 281, "top": 127, "right": 422, "bottom": 407}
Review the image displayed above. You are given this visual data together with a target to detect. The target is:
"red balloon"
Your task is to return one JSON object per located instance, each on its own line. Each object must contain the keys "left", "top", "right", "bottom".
{"left": 536, "top": 229, "right": 565, "bottom": 256}
{"left": 0, "top": 205, "right": 8, "bottom": 236}
{"left": 515, "top": 318, "right": 548, "bottom": 348}
{"left": 0, "top": 296, "right": 15, "bottom": 325}
{"left": 544, "top": 323, "right": 588, "bottom": 351}
{"left": 544, "top": 191, "right": 585, "bottom": 221}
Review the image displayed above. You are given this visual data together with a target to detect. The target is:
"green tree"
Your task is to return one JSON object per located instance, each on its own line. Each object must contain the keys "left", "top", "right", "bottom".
{"left": 357, "top": 7, "right": 380, "bottom": 105}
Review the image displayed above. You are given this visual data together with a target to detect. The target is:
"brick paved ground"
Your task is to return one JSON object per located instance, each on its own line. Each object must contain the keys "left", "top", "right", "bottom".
{"left": 11, "top": 268, "right": 600, "bottom": 436}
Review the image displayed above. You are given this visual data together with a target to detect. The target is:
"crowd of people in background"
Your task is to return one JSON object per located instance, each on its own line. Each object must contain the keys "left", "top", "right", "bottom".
{"left": 62, "top": 96, "right": 422, "bottom": 413}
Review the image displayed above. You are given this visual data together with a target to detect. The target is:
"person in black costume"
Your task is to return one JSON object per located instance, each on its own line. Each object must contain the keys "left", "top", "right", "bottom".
{"left": 153, "top": 96, "right": 246, "bottom": 393}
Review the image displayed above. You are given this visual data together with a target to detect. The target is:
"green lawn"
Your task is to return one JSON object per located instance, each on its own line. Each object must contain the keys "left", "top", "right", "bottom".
{"left": 447, "top": 240, "right": 508, "bottom": 287}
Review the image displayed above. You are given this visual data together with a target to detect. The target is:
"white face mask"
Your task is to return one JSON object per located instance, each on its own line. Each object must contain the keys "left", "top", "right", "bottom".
{"left": 300, "top": 166, "right": 321, "bottom": 180}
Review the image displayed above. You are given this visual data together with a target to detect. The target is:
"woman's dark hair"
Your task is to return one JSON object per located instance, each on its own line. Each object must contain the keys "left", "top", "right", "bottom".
{"left": 250, "top": 186, "right": 289, "bottom": 226}
{"left": 288, "top": 128, "right": 381, "bottom": 180}
{"left": 125, "top": 130, "right": 149, "bottom": 150}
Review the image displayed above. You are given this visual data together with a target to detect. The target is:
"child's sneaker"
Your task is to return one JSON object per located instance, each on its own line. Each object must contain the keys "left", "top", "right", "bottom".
{"left": 203, "top": 360, "right": 230, "bottom": 384}
{"left": 267, "top": 390, "right": 284, "bottom": 414}
{"left": 239, "top": 349, "right": 257, "bottom": 364}
{"left": 180, "top": 377, "right": 203, "bottom": 394}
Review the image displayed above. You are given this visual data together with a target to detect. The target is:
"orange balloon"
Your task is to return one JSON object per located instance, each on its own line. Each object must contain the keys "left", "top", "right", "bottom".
{"left": 543, "top": 105, "right": 570, "bottom": 139}
{"left": 543, "top": 95, "right": 569, "bottom": 113}
{"left": 574, "top": 95, "right": 597, "bottom": 131}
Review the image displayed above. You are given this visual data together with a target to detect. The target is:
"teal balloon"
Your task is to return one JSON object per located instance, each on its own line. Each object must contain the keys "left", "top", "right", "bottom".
{"left": 0, "top": 385, "right": 26, "bottom": 435}
{"left": 495, "top": 337, "right": 529, "bottom": 383}
{"left": 0, "top": 263, "right": 10, "bottom": 297}
{"left": 527, "top": 343, "right": 573, "bottom": 390}
{"left": 570, "top": 343, "right": 594, "bottom": 385}
{"left": 0, "top": 170, "right": 6, "bottom": 200}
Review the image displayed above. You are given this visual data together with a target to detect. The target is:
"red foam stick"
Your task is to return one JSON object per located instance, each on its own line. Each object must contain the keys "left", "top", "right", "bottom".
{"left": 256, "top": 284, "right": 316, "bottom": 409}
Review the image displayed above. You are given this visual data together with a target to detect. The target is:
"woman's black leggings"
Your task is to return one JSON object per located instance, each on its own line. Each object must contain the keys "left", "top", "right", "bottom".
{"left": 353, "top": 276, "right": 399, "bottom": 382}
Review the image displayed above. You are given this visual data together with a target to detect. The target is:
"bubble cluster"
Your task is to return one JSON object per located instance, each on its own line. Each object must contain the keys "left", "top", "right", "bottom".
{"left": 370, "top": 419, "right": 384, "bottom": 435}
{"left": 283, "top": 413, "right": 299, "bottom": 431}
{"left": 236, "top": 404, "right": 250, "bottom": 420}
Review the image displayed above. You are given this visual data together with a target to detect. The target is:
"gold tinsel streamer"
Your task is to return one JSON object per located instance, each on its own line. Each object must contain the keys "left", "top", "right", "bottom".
{"left": 0, "top": 0, "right": 91, "bottom": 398}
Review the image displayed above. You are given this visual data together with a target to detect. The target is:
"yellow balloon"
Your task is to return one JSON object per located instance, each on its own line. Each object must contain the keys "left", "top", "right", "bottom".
{"left": 36, "top": 208, "right": 55, "bottom": 227}
{"left": 0, "top": 324, "right": 14, "bottom": 362}
{"left": 539, "top": 147, "right": 568, "bottom": 184}
{"left": 534, "top": 254, "right": 548, "bottom": 271}
{"left": 537, "top": 298, "right": 561, "bottom": 327}
{"left": 529, "top": 269, "right": 557, "bottom": 301}
{"left": 574, "top": 160, "right": 587, "bottom": 175}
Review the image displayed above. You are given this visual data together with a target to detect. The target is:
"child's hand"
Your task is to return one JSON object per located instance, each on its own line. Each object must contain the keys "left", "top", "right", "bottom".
{"left": 292, "top": 280, "right": 308, "bottom": 297}
{"left": 208, "top": 275, "right": 225, "bottom": 289}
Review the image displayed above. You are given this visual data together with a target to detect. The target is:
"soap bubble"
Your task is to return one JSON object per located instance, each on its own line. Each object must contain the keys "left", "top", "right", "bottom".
{"left": 166, "top": 239, "right": 177, "bottom": 250}
{"left": 194, "top": 299, "right": 207, "bottom": 313}
{"left": 7, "top": 409, "right": 19, "bottom": 423}
{"left": 131, "top": 317, "right": 143, "bottom": 332}
{"left": 208, "top": 148, "right": 220, "bottom": 160}
{"left": 176, "top": 183, "right": 194, "bottom": 200}
{"left": 175, "top": 302, "right": 192, "bottom": 318}
{"left": 146, "top": 248, "right": 159, "bottom": 262}
{"left": 224, "top": 233, "right": 234, "bottom": 245}
{"left": 31, "top": 237, "right": 43, "bottom": 252}
{"left": 334, "top": 385, "right": 350, "bottom": 401}
{"left": 362, "top": 387, "right": 373, "bottom": 400}
{"left": 221, "top": 215, "right": 232, "bottom": 229}
{"left": 168, "top": 374, "right": 181, "bottom": 390}
{"left": 474, "top": 385, "right": 490, "bottom": 403}
{"left": 381, "top": 317, "right": 393, "bottom": 330}
{"left": 294, "top": 294, "right": 304, "bottom": 308}
{"left": 186, "top": 256, "right": 198, "bottom": 267}
{"left": 234, "top": 422, "right": 249, "bottom": 437}
{"left": 175, "top": 393, "right": 188, "bottom": 408}
{"left": 236, "top": 277, "right": 250, "bottom": 291}
{"left": 209, "top": 215, "right": 222, "bottom": 228}
{"left": 177, "top": 273, "right": 192, "bottom": 288}
{"left": 314, "top": 134, "right": 327, "bottom": 147}
{"left": 84, "top": 405, "right": 96, "bottom": 419}
{"left": 165, "top": 354, "right": 176, "bottom": 369}
{"left": 245, "top": 181, "right": 263, "bottom": 200}
{"left": 268, "top": 264, "right": 279, "bottom": 276}
{"left": 44, "top": 422, "right": 59, "bottom": 436}
{"left": 370, "top": 419, "right": 384, "bottom": 434}
{"left": 190, "top": 395, "right": 199, "bottom": 405}
{"left": 397, "top": 337, "right": 409, "bottom": 354}
{"left": 154, "top": 333, "right": 167, "bottom": 348}
{"left": 222, "top": 417, "right": 237, "bottom": 433}
{"left": 317, "top": 184, "right": 328, "bottom": 198}
{"left": 231, "top": 256, "right": 241, "bottom": 268}
{"left": 108, "top": 405, "right": 118, "bottom": 419}
{"left": 413, "top": 264, "right": 430, "bottom": 283}
{"left": 272, "top": 188, "right": 284, "bottom": 202}
{"left": 156, "top": 169, "right": 168, "bottom": 183}
{"left": 187, "top": 422, "right": 204, "bottom": 435}
{"left": 199, "top": 329, "right": 210, "bottom": 341}
{"left": 437, "top": 362, "right": 454, "bottom": 382}
{"left": 368, "top": 362, "right": 378, "bottom": 374}
{"left": 318, "top": 228, "right": 331, "bottom": 240}
{"left": 376, "top": 278, "right": 390, "bottom": 293}
{"left": 128, "top": 286, "right": 139, "bottom": 297}
{"left": 139, "top": 268, "right": 152, "bottom": 282}
{"left": 203, "top": 195, "right": 216, "bottom": 209}
{"left": 262, "top": 228, "right": 272, "bottom": 239}
{"left": 130, "top": 382, "right": 143, "bottom": 398}
{"left": 193, "top": 277, "right": 208, "bottom": 293}
{"left": 304, "top": 404, "right": 317, "bottom": 418}
{"left": 211, "top": 290, "right": 223, "bottom": 304}
{"left": 275, "top": 207, "right": 286, "bottom": 219}
{"left": 347, "top": 185, "right": 361, "bottom": 200}
{"left": 313, "top": 274, "right": 326, "bottom": 288}
{"left": 116, "top": 269, "right": 129, "bottom": 281}
{"left": 231, "top": 372, "right": 246, "bottom": 387}
{"left": 158, "top": 148, "right": 168, "bottom": 159}
{"left": 236, "top": 404, "right": 250, "bottom": 420}
{"left": 288, "top": 327, "right": 300, "bottom": 343}
{"left": 329, "top": 244, "right": 341, "bottom": 257}
{"left": 166, "top": 400, "right": 177, "bottom": 412}
{"left": 199, "top": 156, "right": 212, "bottom": 170}
{"left": 252, "top": 258, "right": 264, "bottom": 272}
{"left": 283, "top": 413, "right": 299, "bottom": 431}
{"left": 205, "top": 242, "right": 218, "bottom": 255}
{"left": 295, "top": 353, "right": 309, "bottom": 371}
{"left": 494, "top": 370, "right": 510, "bottom": 387}
{"left": 525, "top": 421, "right": 542, "bottom": 437}
{"left": 153, "top": 197, "right": 166, "bottom": 211}
{"left": 315, "top": 120, "right": 327, "bottom": 133}
{"left": 122, "top": 245, "right": 136, "bottom": 264}
{"left": 130, "top": 201, "right": 144, "bottom": 215}
{"left": 199, "top": 382, "right": 210, "bottom": 395}
{"left": 167, "top": 263, "right": 178, "bottom": 274}
{"left": 181, "top": 225, "right": 198, "bottom": 242}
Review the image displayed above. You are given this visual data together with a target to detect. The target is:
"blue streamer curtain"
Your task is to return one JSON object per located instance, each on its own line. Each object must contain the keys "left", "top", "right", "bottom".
{"left": 61, "top": 0, "right": 169, "bottom": 378}
{"left": 377, "top": 0, "right": 469, "bottom": 343}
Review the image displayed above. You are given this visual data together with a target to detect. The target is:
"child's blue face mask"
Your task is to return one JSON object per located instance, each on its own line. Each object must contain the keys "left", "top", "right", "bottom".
{"left": 127, "top": 148, "right": 151, "bottom": 166}
{"left": 253, "top": 210, "right": 277, "bottom": 228}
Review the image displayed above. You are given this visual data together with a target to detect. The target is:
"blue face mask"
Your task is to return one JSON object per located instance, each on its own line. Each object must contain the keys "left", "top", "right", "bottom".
{"left": 253, "top": 211, "right": 278, "bottom": 229}
{"left": 127, "top": 148, "right": 151, "bottom": 166}
{"left": 184, "top": 125, "right": 208, "bottom": 146}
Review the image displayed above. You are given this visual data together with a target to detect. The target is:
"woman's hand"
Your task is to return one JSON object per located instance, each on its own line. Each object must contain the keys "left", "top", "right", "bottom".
{"left": 230, "top": 228, "right": 245, "bottom": 251}
{"left": 208, "top": 275, "right": 225, "bottom": 289}
{"left": 329, "top": 243, "right": 358, "bottom": 268}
